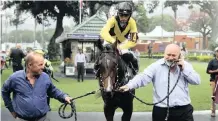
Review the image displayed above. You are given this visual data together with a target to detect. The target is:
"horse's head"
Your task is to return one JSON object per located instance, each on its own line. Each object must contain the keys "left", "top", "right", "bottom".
{"left": 97, "top": 41, "right": 119, "bottom": 92}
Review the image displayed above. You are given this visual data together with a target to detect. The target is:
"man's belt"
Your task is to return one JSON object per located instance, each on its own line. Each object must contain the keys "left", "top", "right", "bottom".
{"left": 17, "top": 113, "right": 46, "bottom": 120}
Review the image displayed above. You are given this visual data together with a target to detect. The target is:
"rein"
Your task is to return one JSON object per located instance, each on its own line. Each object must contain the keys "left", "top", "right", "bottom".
{"left": 98, "top": 48, "right": 125, "bottom": 92}
{"left": 58, "top": 89, "right": 100, "bottom": 120}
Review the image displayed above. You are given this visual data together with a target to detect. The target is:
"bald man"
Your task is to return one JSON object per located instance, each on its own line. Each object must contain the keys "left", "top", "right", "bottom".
{"left": 119, "top": 44, "right": 201, "bottom": 121}
{"left": 2, "top": 52, "right": 72, "bottom": 121}
{"left": 9, "top": 44, "right": 25, "bottom": 72}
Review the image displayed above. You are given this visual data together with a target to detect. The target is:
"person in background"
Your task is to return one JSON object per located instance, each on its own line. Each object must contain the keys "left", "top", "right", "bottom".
{"left": 9, "top": 44, "right": 25, "bottom": 72}
{"left": 148, "top": 43, "right": 153, "bottom": 58}
{"left": 119, "top": 44, "right": 201, "bottom": 121}
{"left": 74, "top": 48, "right": 86, "bottom": 82}
{"left": 206, "top": 47, "right": 218, "bottom": 117}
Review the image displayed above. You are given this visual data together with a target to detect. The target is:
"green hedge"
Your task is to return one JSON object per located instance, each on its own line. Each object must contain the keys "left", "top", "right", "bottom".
{"left": 140, "top": 54, "right": 214, "bottom": 62}
{"left": 51, "top": 61, "right": 61, "bottom": 66}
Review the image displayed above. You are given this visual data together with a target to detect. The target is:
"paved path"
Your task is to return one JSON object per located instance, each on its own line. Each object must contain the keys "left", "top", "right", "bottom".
{"left": 1, "top": 108, "right": 218, "bottom": 121}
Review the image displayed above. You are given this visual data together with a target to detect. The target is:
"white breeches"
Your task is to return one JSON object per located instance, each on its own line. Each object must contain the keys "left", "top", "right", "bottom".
{"left": 103, "top": 41, "right": 136, "bottom": 58}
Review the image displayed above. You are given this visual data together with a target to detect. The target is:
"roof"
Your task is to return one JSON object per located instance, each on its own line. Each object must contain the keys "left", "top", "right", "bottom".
{"left": 56, "top": 13, "right": 107, "bottom": 43}
{"left": 145, "top": 26, "right": 173, "bottom": 38}
{"left": 144, "top": 26, "right": 203, "bottom": 38}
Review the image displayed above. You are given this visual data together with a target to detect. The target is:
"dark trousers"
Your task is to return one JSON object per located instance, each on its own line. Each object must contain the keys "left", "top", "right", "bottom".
{"left": 152, "top": 104, "right": 194, "bottom": 121}
{"left": 77, "top": 62, "right": 85, "bottom": 82}
{"left": 12, "top": 65, "right": 23, "bottom": 72}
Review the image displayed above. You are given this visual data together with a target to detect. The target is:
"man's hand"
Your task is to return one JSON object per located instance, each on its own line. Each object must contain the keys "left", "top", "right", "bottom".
{"left": 209, "top": 69, "right": 218, "bottom": 73}
{"left": 177, "top": 59, "right": 184, "bottom": 70}
{"left": 119, "top": 85, "right": 130, "bottom": 92}
{"left": 11, "top": 112, "right": 17, "bottom": 118}
{"left": 65, "top": 96, "right": 72, "bottom": 104}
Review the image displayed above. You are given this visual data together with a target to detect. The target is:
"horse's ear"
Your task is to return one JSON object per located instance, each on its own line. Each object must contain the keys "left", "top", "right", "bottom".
{"left": 97, "top": 38, "right": 104, "bottom": 51}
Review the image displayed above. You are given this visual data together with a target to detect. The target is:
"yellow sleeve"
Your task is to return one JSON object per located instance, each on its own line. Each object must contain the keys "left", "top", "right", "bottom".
{"left": 119, "top": 18, "right": 138, "bottom": 50}
{"left": 100, "top": 17, "right": 116, "bottom": 43}
{"left": 130, "top": 18, "right": 138, "bottom": 33}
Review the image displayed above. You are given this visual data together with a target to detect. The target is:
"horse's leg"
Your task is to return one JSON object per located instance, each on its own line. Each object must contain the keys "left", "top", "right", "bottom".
{"left": 104, "top": 104, "right": 116, "bottom": 121}
{"left": 121, "top": 101, "right": 133, "bottom": 121}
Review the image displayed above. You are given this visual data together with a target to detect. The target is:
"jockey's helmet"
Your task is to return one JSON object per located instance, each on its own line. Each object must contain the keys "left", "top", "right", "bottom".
{"left": 117, "top": 2, "right": 132, "bottom": 16}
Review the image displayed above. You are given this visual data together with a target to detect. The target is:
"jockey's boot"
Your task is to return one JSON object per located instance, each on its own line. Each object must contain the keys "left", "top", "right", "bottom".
{"left": 121, "top": 52, "right": 139, "bottom": 75}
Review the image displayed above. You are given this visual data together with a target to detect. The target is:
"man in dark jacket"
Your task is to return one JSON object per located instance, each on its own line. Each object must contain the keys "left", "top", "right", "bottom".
{"left": 9, "top": 44, "right": 25, "bottom": 72}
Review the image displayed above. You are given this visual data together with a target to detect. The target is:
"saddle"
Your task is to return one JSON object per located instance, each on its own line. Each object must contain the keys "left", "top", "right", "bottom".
{"left": 94, "top": 55, "right": 134, "bottom": 82}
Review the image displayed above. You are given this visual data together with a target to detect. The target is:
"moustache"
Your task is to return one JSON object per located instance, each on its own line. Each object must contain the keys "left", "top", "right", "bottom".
{"left": 167, "top": 60, "right": 179, "bottom": 63}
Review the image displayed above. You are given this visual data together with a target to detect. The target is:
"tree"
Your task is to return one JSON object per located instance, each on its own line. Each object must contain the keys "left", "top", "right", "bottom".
{"left": 2, "top": 1, "right": 80, "bottom": 60}
{"left": 189, "top": 12, "right": 211, "bottom": 49}
{"left": 10, "top": 6, "right": 26, "bottom": 44}
{"left": 164, "top": 1, "right": 190, "bottom": 41}
{"left": 133, "top": 1, "right": 149, "bottom": 33}
{"left": 3, "top": 1, "right": 126, "bottom": 60}
{"left": 191, "top": 1, "right": 218, "bottom": 46}
{"left": 148, "top": 14, "right": 176, "bottom": 32}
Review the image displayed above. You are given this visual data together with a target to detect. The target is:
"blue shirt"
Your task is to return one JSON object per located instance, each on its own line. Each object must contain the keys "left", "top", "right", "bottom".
{"left": 1, "top": 70, "right": 67, "bottom": 118}
{"left": 126, "top": 58, "right": 201, "bottom": 107}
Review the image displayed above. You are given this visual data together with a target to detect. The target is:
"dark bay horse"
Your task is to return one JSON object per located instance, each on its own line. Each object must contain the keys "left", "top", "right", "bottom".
{"left": 95, "top": 39, "right": 135, "bottom": 121}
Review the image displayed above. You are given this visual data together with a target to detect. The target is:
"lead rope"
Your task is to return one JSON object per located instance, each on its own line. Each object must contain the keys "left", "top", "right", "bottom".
{"left": 129, "top": 64, "right": 182, "bottom": 121}
{"left": 58, "top": 90, "right": 99, "bottom": 121}
{"left": 165, "top": 64, "right": 171, "bottom": 121}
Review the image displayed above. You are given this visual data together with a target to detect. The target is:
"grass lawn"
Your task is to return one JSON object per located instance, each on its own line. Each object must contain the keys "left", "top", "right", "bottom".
{"left": 0, "top": 58, "right": 212, "bottom": 112}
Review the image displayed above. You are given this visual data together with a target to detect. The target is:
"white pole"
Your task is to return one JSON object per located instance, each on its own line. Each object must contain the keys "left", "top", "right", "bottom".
{"left": 41, "top": 14, "right": 44, "bottom": 49}
{"left": 0, "top": 3, "right": 2, "bottom": 49}
{"left": 34, "top": 17, "right": 37, "bottom": 48}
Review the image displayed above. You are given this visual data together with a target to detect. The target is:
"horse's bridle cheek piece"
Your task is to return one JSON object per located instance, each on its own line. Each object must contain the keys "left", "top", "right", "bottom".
{"left": 99, "top": 54, "right": 120, "bottom": 92}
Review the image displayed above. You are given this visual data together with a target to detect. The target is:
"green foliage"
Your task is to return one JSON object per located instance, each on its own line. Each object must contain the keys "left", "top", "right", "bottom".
{"left": 140, "top": 54, "right": 213, "bottom": 62}
{"left": 47, "top": 42, "right": 60, "bottom": 61}
{"left": 147, "top": 14, "right": 176, "bottom": 32}
{"left": 196, "top": 56, "right": 213, "bottom": 62}
{"left": 189, "top": 14, "right": 211, "bottom": 49}
{"left": 51, "top": 60, "right": 61, "bottom": 66}
{"left": 191, "top": 1, "right": 218, "bottom": 43}
{"left": 187, "top": 56, "right": 198, "bottom": 61}
{"left": 133, "top": 1, "right": 149, "bottom": 33}
{"left": 10, "top": 9, "right": 25, "bottom": 28}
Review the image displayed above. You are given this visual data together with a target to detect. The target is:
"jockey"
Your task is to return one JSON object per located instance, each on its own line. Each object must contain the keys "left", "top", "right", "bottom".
{"left": 35, "top": 49, "right": 54, "bottom": 75}
{"left": 95, "top": 2, "right": 139, "bottom": 77}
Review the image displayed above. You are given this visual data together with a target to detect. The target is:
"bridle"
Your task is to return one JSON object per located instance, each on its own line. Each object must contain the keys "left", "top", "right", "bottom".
{"left": 98, "top": 49, "right": 122, "bottom": 91}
